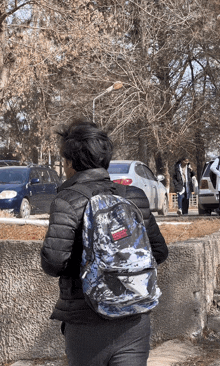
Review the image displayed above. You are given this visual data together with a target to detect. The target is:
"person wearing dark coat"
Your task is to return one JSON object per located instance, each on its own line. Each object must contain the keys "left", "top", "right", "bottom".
{"left": 41, "top": 120, "right": 168, "bottom": 366}
{"left": 173, "top": 157, "right": 195, "bottom": 215}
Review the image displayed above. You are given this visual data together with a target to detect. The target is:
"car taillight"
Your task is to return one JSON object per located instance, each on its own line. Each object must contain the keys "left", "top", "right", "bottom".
{"left": 113, "top": 179, "right": 133, "bottom": 185}
{"left": 200, "top": 180, "right": 209, "bottom": 189}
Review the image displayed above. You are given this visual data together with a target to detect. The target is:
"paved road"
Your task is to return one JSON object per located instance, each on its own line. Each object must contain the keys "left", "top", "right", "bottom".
{"left": 155, "top": 208, "right": 220, "bottom": 223}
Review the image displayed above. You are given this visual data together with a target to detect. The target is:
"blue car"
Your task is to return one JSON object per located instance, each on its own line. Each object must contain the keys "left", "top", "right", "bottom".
{"left": 0, "top": 165, "right": 61, "bottom": 218}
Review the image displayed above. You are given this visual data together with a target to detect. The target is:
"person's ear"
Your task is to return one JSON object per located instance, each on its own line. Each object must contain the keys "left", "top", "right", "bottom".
{"left": 66, "top": 160, "right": 72, "bottom": 168}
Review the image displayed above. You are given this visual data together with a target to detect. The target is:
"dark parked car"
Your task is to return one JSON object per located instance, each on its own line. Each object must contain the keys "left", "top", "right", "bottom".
{"left": 0, "top": 165, "right": 61, "bottom": 218}
{"left": 0, "top": 160, "right": 21, "bottom": 167}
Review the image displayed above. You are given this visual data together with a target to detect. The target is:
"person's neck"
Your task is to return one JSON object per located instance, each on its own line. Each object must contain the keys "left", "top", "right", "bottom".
{"left": 66, "top": 169, "right": 76, "bottom": 179}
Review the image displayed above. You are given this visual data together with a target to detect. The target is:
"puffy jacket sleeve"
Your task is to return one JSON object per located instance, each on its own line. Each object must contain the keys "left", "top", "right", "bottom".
{"left": 173, "top": 166, "right": 181, "bottom": 193}
{"left": 146, "top": 213, "right": 168, "bottom": 264}
{"left": 41, "top": 196, "right": 79, "bottom": 277}
{"left": 124, "top": 185, "right": 168, "bottom": 265}
{"left": 210, "top": 158, "right": 220, "bottom": 178}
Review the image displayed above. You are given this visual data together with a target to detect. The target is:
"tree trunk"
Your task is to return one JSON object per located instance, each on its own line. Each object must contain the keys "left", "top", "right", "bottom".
{"left": 195, "top": 128, "right": 205, "bottom": 182}
{"left": 0, "top": 5, "right": 9, "bottom": 107}
{"left": 137, "top": 119, "right": 148, "bottom": 164}
{"left": 155, "top": 151, "right": 170, "bottom": 192}
{"left": 138, "top": 133, "right": 147, "bottom": 164}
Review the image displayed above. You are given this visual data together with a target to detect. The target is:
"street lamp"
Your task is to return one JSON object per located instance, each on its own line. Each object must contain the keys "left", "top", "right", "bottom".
{"left": 92, "top": 81, "right": 123, "bottom": 123}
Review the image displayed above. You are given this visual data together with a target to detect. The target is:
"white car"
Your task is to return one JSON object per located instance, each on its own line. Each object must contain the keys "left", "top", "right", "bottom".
{"left": 108, "top": 160, "right": 169, "bottom": 215}
{"left": 198, "top": 160, "right": 219, "bottom": 215}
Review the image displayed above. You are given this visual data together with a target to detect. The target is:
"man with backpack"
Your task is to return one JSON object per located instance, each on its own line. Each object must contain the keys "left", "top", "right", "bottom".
{"left": 41, "top": 120, "right": 168, "bottom": 366}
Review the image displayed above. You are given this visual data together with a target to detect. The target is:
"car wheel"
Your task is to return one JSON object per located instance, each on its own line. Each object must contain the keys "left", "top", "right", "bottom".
{"left": 198, "top": 206, "right": 212, "bottom": 215}
{"left": 158, "top": 196, "right": 169, "bottom": 216}
{"left": 19, "top": 198, "right": 31, "bottom": 218}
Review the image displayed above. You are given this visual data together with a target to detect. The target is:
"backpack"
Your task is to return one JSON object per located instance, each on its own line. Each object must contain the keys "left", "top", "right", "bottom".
{"left": 210, "top": 157, "right": 220, "bottom": 189}
{"left": 70, "top": 183, "right": 161, "bottom": 319}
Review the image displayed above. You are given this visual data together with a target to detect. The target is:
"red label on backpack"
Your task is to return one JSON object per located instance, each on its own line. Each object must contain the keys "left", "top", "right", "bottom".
{"left": 111, "top": 227, "right": 129, "bottom": 241}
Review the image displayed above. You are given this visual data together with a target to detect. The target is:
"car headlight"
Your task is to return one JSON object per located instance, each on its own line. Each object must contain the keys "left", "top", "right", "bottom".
{"left": 0, "top": 190, "right": 18, "bottom": 199}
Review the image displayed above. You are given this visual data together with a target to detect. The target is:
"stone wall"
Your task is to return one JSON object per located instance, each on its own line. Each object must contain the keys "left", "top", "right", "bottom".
{"left": 151, "top": 232, "right": 220, "bottom": 344}
{"left": 0, "top": 240, "right": 65, "bottom": 366}
{"left": 1, "top": 232, "right": 220, "bottom": 365}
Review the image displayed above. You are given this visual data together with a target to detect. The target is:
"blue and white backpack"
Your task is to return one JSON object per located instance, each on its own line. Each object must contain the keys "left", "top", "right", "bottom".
{"left": 71, "top": 184, "right": 161, "bottom": 319}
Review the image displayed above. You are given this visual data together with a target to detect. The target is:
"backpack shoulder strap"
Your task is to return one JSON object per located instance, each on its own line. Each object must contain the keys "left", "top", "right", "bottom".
{"left": 112, "top": 182, "right": 127, "bottom": 197}
{"left": 64, "top": 183, "right": 93, "bottom": 199}
{"left": 64, "top": 181, "right": 127, "bottom": 200}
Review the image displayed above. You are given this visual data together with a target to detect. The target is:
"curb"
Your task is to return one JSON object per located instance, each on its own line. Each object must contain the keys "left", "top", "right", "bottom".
{"left": 0, "top": 218, "right": 49, "bottom": 226}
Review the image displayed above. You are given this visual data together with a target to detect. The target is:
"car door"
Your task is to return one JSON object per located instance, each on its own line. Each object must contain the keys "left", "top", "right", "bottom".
{"left": 37, "top": 168, "right": 54, "bottom": 213}
{"left": 142, "top": 165, "right": 159, "bottom": 210}
{"left": 29, "top": 168, "right": 46, "bottom": 212}
{"left": 134, "top": 163, "right": 154, "bottom": 208}
{"left": 47, "top": 169, "right": 60, "bottom": 204}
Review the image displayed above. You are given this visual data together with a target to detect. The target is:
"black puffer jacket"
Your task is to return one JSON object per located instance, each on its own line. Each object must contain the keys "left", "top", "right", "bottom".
{"left": 41, "top": 168, "right": 168, "bottom": 322}
{"left": 173, "top": 162, "right": 195, "bottom": 193}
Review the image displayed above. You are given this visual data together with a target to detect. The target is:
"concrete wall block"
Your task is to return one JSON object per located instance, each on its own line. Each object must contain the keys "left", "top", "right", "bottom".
{"left": 151, "top": 241, "right": 205, "bottom": 343}
{"left": 0, "top": 240, "right": 65, "bottom": 365}
{"left": 151, "top": 233, "right": 220, "bottom": 344}
{"left": 1, "top": 232, "right": 220, "bottom": 364}
{"left": 207, "top": 315, "right": 220, "bottom": 333}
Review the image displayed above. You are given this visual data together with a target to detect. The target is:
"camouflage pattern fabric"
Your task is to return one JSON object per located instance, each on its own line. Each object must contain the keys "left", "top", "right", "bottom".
{"left": 80, "top": 194, "right": 161, "bottom": 318}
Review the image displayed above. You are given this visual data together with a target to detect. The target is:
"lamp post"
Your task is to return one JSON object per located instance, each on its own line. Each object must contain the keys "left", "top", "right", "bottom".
{"left": 92, "top": 81, "right": 123, "bottom": 123}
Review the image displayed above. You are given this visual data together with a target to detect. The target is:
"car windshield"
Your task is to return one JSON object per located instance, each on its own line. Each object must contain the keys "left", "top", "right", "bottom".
{"left": 202, "top": 162, "right": 213, "bottom": 177}
{"left": 108, "top": 163, "right": 131, "bottom": 174}
{"left": 0, "top": 168, "right": 28, "bottom": 184}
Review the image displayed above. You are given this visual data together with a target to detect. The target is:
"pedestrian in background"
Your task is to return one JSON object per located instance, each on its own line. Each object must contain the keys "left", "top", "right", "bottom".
{"left": 41, "top": 119, "right": 168, "bottom": 366}
{"left": 173, "top": 156, "right": 195, "bottom": 215}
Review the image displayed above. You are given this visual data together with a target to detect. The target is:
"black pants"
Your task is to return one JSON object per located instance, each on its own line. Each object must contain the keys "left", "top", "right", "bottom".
{"left": 177, "top": 191, "right": 189, "bottom": 214}
{"left": 63, "top": 313, "right": 151, "bottom": 366}
{"left": 182, "top": 195, "right": 189, "bottom": 214}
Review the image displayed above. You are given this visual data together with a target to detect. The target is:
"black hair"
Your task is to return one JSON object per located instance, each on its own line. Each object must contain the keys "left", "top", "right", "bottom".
{"left": 180, "top": 156, "right": 189, "bottom": 163}
{"left": 57, "top": 119, "right": 113, "bottom": 171}
{"left": 180, "top": 156, "right": 188, "bottom": 161}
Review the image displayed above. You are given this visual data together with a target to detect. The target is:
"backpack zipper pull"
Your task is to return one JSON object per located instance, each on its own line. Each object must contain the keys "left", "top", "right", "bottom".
{"left": 81, "top": 261, "right": 90, "bottom": 279}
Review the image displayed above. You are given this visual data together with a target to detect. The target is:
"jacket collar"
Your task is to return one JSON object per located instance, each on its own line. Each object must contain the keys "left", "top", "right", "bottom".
{"left": 58, "top": 168, "right": 110, "bottom": 192}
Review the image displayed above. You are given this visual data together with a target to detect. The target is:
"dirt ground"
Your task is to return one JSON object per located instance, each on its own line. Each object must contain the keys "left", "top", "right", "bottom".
{"left": 0, "top": 218, "right": 220, "bottom": 243}
{"left": 159, "top": 218, "right": 220, "bottom": 244}
{"left": 174, "top": 331, "right": 220, "bottom": 366}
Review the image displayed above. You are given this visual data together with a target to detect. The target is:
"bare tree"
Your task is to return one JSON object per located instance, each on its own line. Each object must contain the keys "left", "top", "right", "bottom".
{"left": 0, "top": 0, "right": 111, "bottom": 162}
{"left": 1, "top": 0, "right": 220, "bottom": 189}
{"left": 72, "top": 0, "right": 220, "bottom": 188}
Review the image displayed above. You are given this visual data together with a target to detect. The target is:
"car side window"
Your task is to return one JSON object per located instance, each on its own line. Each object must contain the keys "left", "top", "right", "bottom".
{"left": 203, "top": 163, "right": 212, "bottom": 177}
{"left": 135, "top": 164, "right": 146, "bottom": 178}
{"left": 29, "top": 169, "right": 40, "bottom": 181}
{"left": 49, "top": 170, "right": 60, "bottom": 184}
{"left": 38, "top": 169, "right": 51, "bottom": 183}
{"left": 142, "top": 166, "right": 157, "bottom": 181}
